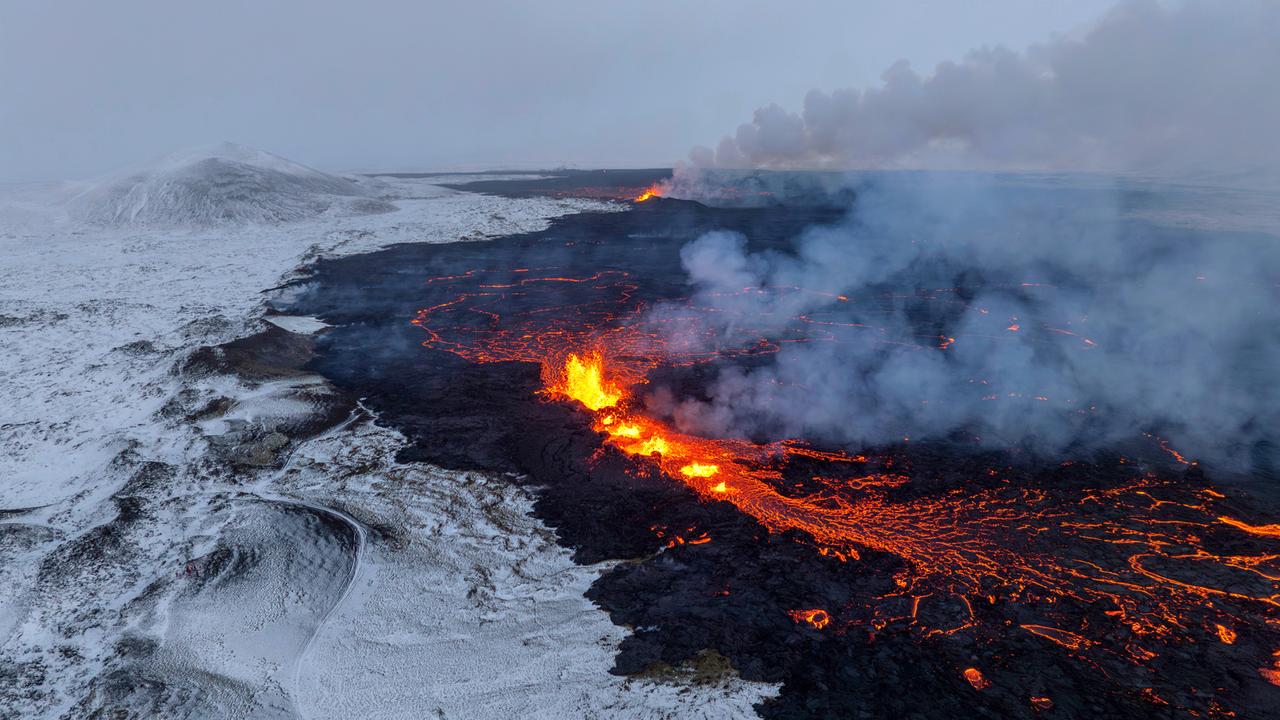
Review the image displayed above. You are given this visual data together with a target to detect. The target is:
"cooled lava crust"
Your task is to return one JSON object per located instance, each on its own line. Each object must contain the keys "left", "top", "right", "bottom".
{"left": 282, "top": 189, "right": 1280, "bottom": 719}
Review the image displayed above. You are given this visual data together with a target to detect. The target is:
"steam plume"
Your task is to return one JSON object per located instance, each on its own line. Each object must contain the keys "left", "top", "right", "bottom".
{"left": 689, "top": 0, "right": 1280, "bottom": 178}
{"left": 649, "top": 1, "right": 1280, "bottom": 473}
{"left": 649, "top": 173, "right": 1279, "bottom": 472}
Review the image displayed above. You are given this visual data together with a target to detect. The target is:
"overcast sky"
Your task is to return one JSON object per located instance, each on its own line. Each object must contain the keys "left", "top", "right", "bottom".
{"left": 1, "top": 0, "right": 1118, "bottom": 181}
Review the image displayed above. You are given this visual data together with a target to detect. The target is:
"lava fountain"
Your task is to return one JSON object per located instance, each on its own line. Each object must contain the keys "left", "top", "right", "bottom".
{"left": 634, "top": 183, "right": 663, "bottom": 202}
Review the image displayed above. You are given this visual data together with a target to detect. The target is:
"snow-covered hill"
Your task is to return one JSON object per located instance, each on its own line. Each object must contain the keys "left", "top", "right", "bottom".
{"left": 68, "top": 143, "right": 396, "bottom": 227}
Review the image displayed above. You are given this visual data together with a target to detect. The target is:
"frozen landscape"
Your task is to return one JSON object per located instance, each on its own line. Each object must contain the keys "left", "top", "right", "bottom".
{"left": 0, "top": 145, "right": 776, "bottom": 718}
{"left": 5, "top": 2, "right": 1280, "bottom": 717}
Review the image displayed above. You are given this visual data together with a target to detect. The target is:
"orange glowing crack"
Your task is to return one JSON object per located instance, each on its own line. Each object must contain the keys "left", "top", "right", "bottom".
{"left": 1219, "top": 516, "right": 1280, "bottom": 539}
{"left": 1020, "top": 624, "right": 1095, "bottom": 651}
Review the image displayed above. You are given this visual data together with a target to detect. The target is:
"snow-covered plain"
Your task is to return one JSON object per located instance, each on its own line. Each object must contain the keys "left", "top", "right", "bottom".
{"left": 0, "top": 148, "right": 776, "bottom": 718}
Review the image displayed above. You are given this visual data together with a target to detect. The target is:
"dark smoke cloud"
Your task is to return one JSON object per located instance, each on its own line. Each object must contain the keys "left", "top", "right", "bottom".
{"left": 688, "top": 0, "right": 1280, "bottom": 178}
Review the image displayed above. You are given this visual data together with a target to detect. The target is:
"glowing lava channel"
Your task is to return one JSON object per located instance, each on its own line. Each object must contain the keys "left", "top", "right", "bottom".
{"left": 413, "top": 267, "right": 1280, "bottom": 704}
{"left": 539, "top": 350, "right": 1280, "bottom": 658}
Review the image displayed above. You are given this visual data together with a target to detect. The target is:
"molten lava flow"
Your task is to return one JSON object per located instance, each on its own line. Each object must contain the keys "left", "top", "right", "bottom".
{"left": 789, "top": 608, "right": 831, "bottom": 629}
{"left": 412, "top": 265, "right": 1280, "bottom": 712}
{"left": 1218, "top": 515, "right": 1280, "bottom": 538}
{"left": 535, "top": 351, "right": 1278, "bottom": 652}
{"left": 963, "top": 667, "right": 991, "bottom": 691}
{"left": 680, "top": 462, "right": 719, "bottom": 478}
{"left": 547, "top": 352, "right": 621, "bottom": 411}
{"left": 634, "top": 183, "right": 662, "bottom": 202}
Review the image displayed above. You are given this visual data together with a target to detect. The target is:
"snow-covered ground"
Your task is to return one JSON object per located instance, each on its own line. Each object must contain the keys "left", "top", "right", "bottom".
{"left": 0, "top": 148, "right": 776, "bottom": 718}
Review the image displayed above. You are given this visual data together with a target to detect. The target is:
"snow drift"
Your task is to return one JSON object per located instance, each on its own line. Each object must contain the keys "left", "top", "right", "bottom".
{"left": 69, "top": 142, "right": 395, "bottom": 227}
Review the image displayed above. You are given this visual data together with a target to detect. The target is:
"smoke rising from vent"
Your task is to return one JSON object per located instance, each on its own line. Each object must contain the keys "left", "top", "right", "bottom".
{"left": 650, "top": 1, "right": 1280, "bottom": 473}
{"left": 689, "top": 0, "right": 1280, "bottom": 178}
{"left": 645, "top": 172, "right": 1280, "bottom": 472}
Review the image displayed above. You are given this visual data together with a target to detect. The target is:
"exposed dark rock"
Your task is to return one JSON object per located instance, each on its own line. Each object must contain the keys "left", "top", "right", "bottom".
{"left": 278, "top": 187, "right": 1280, "bottom": 719}
{"left": 182, "top": 325, "right": 316, "bottom": 381}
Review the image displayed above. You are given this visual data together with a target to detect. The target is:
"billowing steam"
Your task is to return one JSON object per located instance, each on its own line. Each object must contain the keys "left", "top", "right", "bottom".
{"left": 647, "top": 0, "right": 1280, "bottom": 473}
{"left": 647, "top": 173, "right": 1279, "bottom": 471}
{"left": 687, "top": 0, "right": 1280, "bottom": 178}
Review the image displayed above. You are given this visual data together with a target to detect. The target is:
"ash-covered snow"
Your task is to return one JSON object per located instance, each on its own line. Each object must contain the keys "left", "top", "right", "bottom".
{"left": 0, "top": 150, "right": 776, "bottom": 718}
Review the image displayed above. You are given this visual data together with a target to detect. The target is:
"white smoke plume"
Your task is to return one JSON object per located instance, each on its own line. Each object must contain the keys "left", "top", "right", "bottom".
{"left": 645, "top": 1, "right": 1280, "bottom": 475}
{"left": 648, "top": 173, "right": 1280, "bottom": 471}
{"left": 687, "top": 0, "right": 1280, "bottom": 179}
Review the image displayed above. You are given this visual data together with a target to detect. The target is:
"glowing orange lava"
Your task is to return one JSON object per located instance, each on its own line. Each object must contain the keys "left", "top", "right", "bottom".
{"left": 532, "top": 349, "right": 1277, "bottom": 655}
{"left": 1218, "top": 515, "right": 1280, "bottom": 539}
{"left": 634, "top": 184, "right": 663, "bottom": 202}
{"left": 412, "top": 266, "right": 1280, "bottom": 712}
{"left": 789, "top": 608, "right": 831, "bottom": 629}
{"left": 1263, "top": 650, "right": 1280, "bottom": 687}
{"left": 680, "top": 462, "right": 719, "bottom": 478}
{"left": 964, "top": 667, "right": 991, "bottom": 691}
{"left": 548, "top": 352, "right": 621, "bottom": 411}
